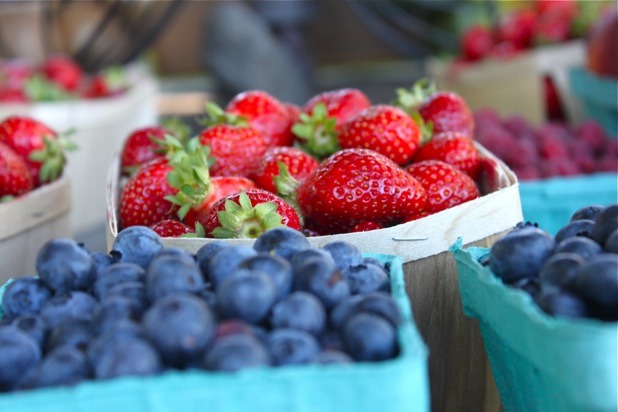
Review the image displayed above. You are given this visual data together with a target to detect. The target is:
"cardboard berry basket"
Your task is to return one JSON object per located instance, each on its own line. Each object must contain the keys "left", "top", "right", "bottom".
{"left": 451, "top": 243, "right": 617, "bottom": 412}
{"left": 0, "top": 254, "right": 429, "bottom": 412}
{"left": 0, "top": 63, "right": 158, "bottom": 236}
{"left": 0, "top": 176, "right": 71, "bottom": 284}
{"left": 106, "top": 142, "right": 523, "bottom": 412}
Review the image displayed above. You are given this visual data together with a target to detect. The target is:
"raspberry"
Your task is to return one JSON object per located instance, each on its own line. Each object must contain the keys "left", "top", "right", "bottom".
{"left": 540, "top": 158, "right": 580, "bottom": 178}
{"left": 574, "top": 120, "right": 608, "bottom": 153}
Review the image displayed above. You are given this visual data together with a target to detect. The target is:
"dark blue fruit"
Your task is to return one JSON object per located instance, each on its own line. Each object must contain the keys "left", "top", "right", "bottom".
{"left": 572, "top": 255, "right": 618, "bottom": 319}
{"left": 343, "top": 313, "right": 397, "bottom": 362}
{"left": 534, "top": 286, "right": 589, "bottom": 319}
{"left": 555, "top": 236, "right": 602, "bottom": 261}
{"left": 208, "top": 245, "right": 257, "bottom": 287}
{"left": 570, "top": 205, "right": 604, "bottom": 222}
{"left": 362, "top": 257, "right": 389, "bottom": 276}
{"left": 143, "top": 293, "right": 215, "bottom": 367}
{"left": 217, "top": 272, "right": 276, "bottom": 324}
{"left": 315, "top": 350, "right": 353, "bottom": 365}
{"left": 538, "top": 253, "right": 585, "bottom": 287}
{"left": 1, "top": 278, "right": 52, "bottom": 320}
{"left": 323, "top": 241, "right": 363, "bottom": 271}
{"left": 90, "top": 252, "right": 115, "bottom": 275}
{"left": 510, "top": 277, "right": 541, "bottom": 297}
{"left": 146, "top": 255, "right": 204, "bottom": 301}
{"left": 605, "top": 229, "right": 618, "bottom": 254}
{"left": 554, "top": 220, "right": 595, "bottom": 244}
{"left": 253, "top": 226, "right": 310, "bottom": 261}
{"left": 0, "top": 326, "right": 41, "bottom": 391}
{"left": 330, "top": 295, "right": 364, "bottom": 329}
{"left": 36, "top": 238, "right": 96, "bottom": 294}
{"left": 592, "top": 204, "right": 618, "bottom": 245}
{"left": 270, "top": 292, "right": 326, "bottom": 336}
{"left": 46, "top": 318, "right": 95, "bottom": 352}
{"left": 290, "top": 248, "right": 334, "bottom": 272}
{"left": 92, "top": 337, "right": 162, "bottom": 379}
{"left": 12, "top": 315, "right": 48, "bottom": 348}
{"left": 111, "top": 226, "right": 163, "bottom": 269}
{"left": 342, "top": 263, "right": 390, "bottom": 294}
{"left": 106, "top": 282, "right": 149, "bottom": 313}
{"left": 203, "top": 334, "right": 270, "bottom": 372}
{"left": 40, "top": 292, "right": 98, "bottom": 328}
{"left": 294, "top": 256, "right": 350, "bottom": 309}
{"left": 87, "top": 322, "right": 146, "bottom": 366}
{"left": 93, "top": 263, "right": 145, "bottom": 300}
{"left": 356, "top": 292, "right": 402, "bottom": 327}
{"left": 150, "top": 247, "right": 195, "bottom": 264}
{"left": 93, "top": 296, "right": 143, "bottom": 334}
{"left": 196, "top": 241, "right": 228, "bottom": 279}
{"left": 238, "top": 254, "right": 293, "bottom": 299}
{"left": 489, "top": 227, "right": 555, "bottom": 283}
{"left": 17, "top": 345, "right": 89, "bottom": 390}
{"left": 267, "top": 328, "right": 320, "bottom": 365}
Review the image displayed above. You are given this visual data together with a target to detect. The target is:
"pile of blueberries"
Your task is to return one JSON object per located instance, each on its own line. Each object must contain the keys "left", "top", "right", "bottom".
{"left": 0, "top": 226, "right": 402, "bottom": 392}
{"left": 488, "top": 204, "right": 618, "bottom": 321}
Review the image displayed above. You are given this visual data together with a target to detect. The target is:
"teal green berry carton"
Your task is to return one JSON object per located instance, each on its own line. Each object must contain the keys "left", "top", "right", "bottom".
{"left": 0, "top": 254, "right": 430, "bottom": 412}
{"left": 451, "top": 241, "right": 617, "bottom": 412}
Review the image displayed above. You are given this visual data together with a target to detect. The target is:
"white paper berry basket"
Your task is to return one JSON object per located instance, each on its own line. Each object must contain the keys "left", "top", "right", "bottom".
{"left": 0, "top": 254, "right": 430, "bottom": 412}
{"left": 106, "top": 142, "right": 523, "bottom": 411}
{"left": 0, "top": 176, "right": 71, "bottom": 284}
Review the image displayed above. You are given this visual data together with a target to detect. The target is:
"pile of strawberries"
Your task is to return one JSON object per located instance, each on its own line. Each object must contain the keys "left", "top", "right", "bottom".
{"left": 117, "top": 82, "right": 486, "bottom": 238}
{"left": 0, "top": 55, "right": 128, "bottom": 103}
{"left": 0, "top": 116, "right": 74, "bottom": 201}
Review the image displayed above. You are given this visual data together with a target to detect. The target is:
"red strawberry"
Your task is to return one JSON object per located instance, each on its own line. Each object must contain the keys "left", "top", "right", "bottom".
{"left": 83, "top": 66, "right": 127, "bottom": 99}
{"left": 41, "top": 55, "right": 83, "bottom": 92}
{"left": 284, "top": 102, "right": 302, "bottom": 124}
{"left": 0, "top": 142, "right": 32, "bottom": 198}
{"left": 404, "top": 210, "right": 431, "bottom": 222}
{"left": 488, "top": 41, "right": 522, "bottom": 59}
{"left": 351, "top": 221, "right": 383, "bottom": 232}
{"left": 419, "top": 91, "right": 474, "bottom": 138}
{"left": 414, "top": 131, "right": 481, "bottom": 179}
{"left": 543, "top": 75, "right": 565, "bottom": 121}
{"left": 297, "top": 148, "right": 427, "bottom": 232}
{"left": 120, "top": 126, "right": 170, "bottom": 175}
{"left": 498, "top": 10, "right": 536, "bottom": 49}
{"left": 339, "top": 105, "right": 421, "bottom": 166}
{"left": 151, "top": 219, "right": 194, "bottom": 238}
{"left": 461, "top": 25, "right": 495, "bottom": 61}
{"left": 203, "top": 190, "right": 301, "bottom": 238}
{"left": 293, "top": 88, "right": 370, "bottom": 158}
{"left": 226, "top": 90, "right": 295, "bottom": 147}
{"left": 405, "top": 160, "right": 479, "bottom": 214}
{"left": 534, "top": 6, "right": 574, "bottom": 44}
{"left": 0, "top": 87, "right": 28, "bottom": 103}
{"left": 0, "top": 59, "right": 34, "bottom": 88}
{"left": 250, "top": 146, "right": 318, "bottom": 193}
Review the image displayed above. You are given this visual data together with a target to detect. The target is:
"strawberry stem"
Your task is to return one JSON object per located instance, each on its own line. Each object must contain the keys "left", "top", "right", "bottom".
{"left": 393, "top": 78, "right": 436, "bottom": 115}
{"left": 291, "top": 102, "right": 340, "bottom": 158}
{"left": 211, "top": 191, "right": 283, "bottom": 239}
{"left": 160, "top": 117, "right": 192, "bottom": 144}
{"left": 198, "top": 102, "right": 249, "bottom": 128}
{"left": 29, "top": 132, "right": 77, "bottom": 183}
{"left": 23, "top": 74, "right": 75, "bottom": 102}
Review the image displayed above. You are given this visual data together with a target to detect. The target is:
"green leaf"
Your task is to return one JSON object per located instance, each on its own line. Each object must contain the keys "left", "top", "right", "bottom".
{"left": 254, "top": 202, "right": 277, "bottom": 219}
{"left": 28, "top": 150, "right": 47, "bottom": 162}
{"left": 238, "top": 192, "right": 252, "bottom": 211}
{"left": 262, "top": 213, "right": 283, "bottom": 229}
{"left": 224, "top": 199, "right": 243, "bottom": 214}
{"left": 218, "top": 210, "right": 239, "bottom": 229}
{"left": 177, "top": 203, "right": 192, "bottom": 220}
{"left": 194, "top": 222, "right": 206, "bottom": 237}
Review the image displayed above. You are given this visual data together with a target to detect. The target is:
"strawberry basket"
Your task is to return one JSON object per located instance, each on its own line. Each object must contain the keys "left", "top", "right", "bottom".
{"left": 0, "top": 254, "right": 429, "bottom": 412}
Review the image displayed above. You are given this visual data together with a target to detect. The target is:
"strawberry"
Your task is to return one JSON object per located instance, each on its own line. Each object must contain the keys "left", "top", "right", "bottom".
{"left": 83, "top": 66, "right": 127, "bottom": 99}
{"left": 297, "top": 148, "right": 427, "bottom": 232}
{"left": 151, "top": 219, "right": 194, "bottom": 238}
{"left": 351, "top": 221, "right": 383, "bottom": 232}
{"left": 0, "top": 116, "right": 74, "bottom": 187}
{"left": 0, "top": 142, "right": 32, "bottom": 198}
{"left": 414, "top": 131, "right": 481, "bottom": 179}
{"left": 534, "top": 6, "right": 574, "bottom": 44}
{"left": 41, "top": 55, "right": 83, "bottom": 92}
{"left": 225, "top": 90, "right": 295, "bottom": 147}
{"left": 250, "top": 146, "right": 318, "bottom": 193}
{"left": 203, "top": 190, "right": 301, "bottom": 238}
{"left": 338, "top": 104, "right": 421, "bottom": 166}
{"left": 405, "top": 160, "right": 479, "bottom": 214}
{"left": 293, "top": 88, "right": 370, "bottom": 158}
{"left": 120, "top": 126, "right": 171, "bottom": 175}
{"left": 498, "top": 10, "right": 536, "bottom": 49}
{"left": 0, "top": 59, "right": 34, "bottom": 88}
{"left": 543, "top": 75, "right": 565, "bottom": 121}
{"left": 0, "top": 87, "right": 28, "bottom": 103}
{"left": 284, "top": 102, "right": 302, "bottom": 124}
{"left": 461, "top": 25, "right": 495, "bottom": 61}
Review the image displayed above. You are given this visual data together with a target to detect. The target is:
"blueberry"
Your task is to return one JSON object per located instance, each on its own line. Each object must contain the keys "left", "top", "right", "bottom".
{"left": 213, "top": 320, "right": 255, "bottom": 340}
{"left": 208, "top": 245, "right": 257, "bottom": 287}
{"left": 294, "top": 256, "right": 350, "bottom": 310}
{"left": 605, "top": 229, "right": 618, "bottom": 254}
{"left": 323, "top": 241, "right": 363, "bottom": 271}
{"left": 320, "top": 330, "right": 344, "bottom": 351}
{"left": 592, "top": 204, "right": 618, "bottom": 245}
{"left": 356, "top": 293, "right": 402, "bottom": 327}
{"left": 146, "top": 255, "right": 204, "bottom": 302}
{"left": 555, "top": 237, "right": 602, "bottom": 261}
{"left": 150, "top": 247, "right": 195, "bottom": 264}
{"left": 290, "top": 248, "right": 335, "bottom": 271}
{"left": 16, "top": 345, "right": 89, "bottom": 390}
{"left": 238, "top": 254, "right": 293, "bottom": 299}
{"left": 90, "top": 252, "right": 115, "bottom": 275}
{"left": 270, "top": 292, "right": 326, "bottom": 336}
{"left": 93, "top": 263, "right": 145, "bottom": 300}
{"left": 554, "top": 220, "right": 595, "bottom": 244}
{"left": 330, "top": 295, "right": 364, "bottom": 329}
{"left": 1, "top": 278, "right": 52, "bottom": 320}
{"left": 315, "top": 350, "right": 353, "bottom": 365}
{"left": 46, "top": 318, "right": 95, "bottom": 352}
{"left": 343, "top": 313, "right": 397, "bottom": 362}
{"left": 196, "top": 241, "right": 228, "bottom": 279}
{"left": 106, "top": 282, "right": 149, "bottom": 313}
{"left": 489, "top": 227, "right": 555, "bottom": 283}
{"left": 196, "top": 287, "right": 218, "bottom": 312}
{"left": 253, "top": 226, "right": 310, "bottom": 261}
{"left": 111, "top": 226, "right": 164, "bottom": 269}
{"left": 538, "top": 253, "right": 585, "bottom": 287}
{"left": 534, "top": 287, "right": 589, "bottom": 319}
{"left": 362, "top": 257, "right": 389, "bottom": 276}
{"left": 92, "top": 337, "right": 162, "bottom": 379}
{"left": 40, "top": 292, "right": 98, "bottom": 328}
{"left": 217, "top": 272, "right": 276, "bottom": 324}
{"left": 203, "top": 334, "right": 270, "bottom": 372}
{"left": 570, "top": 205, "right": 604, "bottom": 222}
{"left": 572, "top": 255, "right": 618, "bottom": 319}
{"left": 93, "top": 296, "right": 143, "bottom": 334}
{"left": 12, "top": 315, "right": 48, "bottom": 348}
{"left": 0, "top": 326, "right": 41, "bottom": 391}
{"left": 87, "top": 322, "right": 146, "bottom": 366}
{"left": 342, "top": 263, "right": 390, "bottom": 294}
{"left": 267, "top": 328, "right": 320, "bottom": 366}
{"left": 143, "top": 293, "right": 215, "bottom": 367}
{"left": 36, "top": 239, "right": 96, "bottom": 294}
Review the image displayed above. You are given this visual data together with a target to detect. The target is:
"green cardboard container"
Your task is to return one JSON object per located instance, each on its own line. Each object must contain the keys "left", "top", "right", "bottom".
{"left": 451, "top": 242, "right": 617, "bottom": 412}
{"left": 519, "top": 172, "right": 618, "bottom": 235}
{"left": 0, "top": 254, "right": 430, "bottom": 412}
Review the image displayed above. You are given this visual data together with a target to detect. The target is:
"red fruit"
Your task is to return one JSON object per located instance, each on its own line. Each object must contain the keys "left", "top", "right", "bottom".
{"left": 151, "top": 219, "right": 194, "bottom": 238}
{"left": 414, "top": 131, "right": 480, "bottom": 179}
{"left": 250, "top": 146, "right": 318, "bottom": 193}
{"left": 575, "top": 120, "right": 608, "bottom": 153}
{"left": 0, "top": 142, "right": 33, "bottom": 197}
{"left": 303, "top": 88, "right": 371, "bottom": 128}
{"left": 461, "top": 25, "right": 495, "bottom": 61}
{"left": 120, "top": 126, "right": 170, "bottom": 175}
{"left": 543, "top": 75, "right": 565, "bottom": 121}
{"left": 297, "top": 149, "right": 427, "bottom": 232}
{"left": 226, "top": 90, "right": 295, "bottom": 147}
{"left": 41, "top": 55, "right": 83, "bottom": 92}
{"left": 406, "top": 160, "right": 479, "bottom": 214}
{"left": 338, "top": 105, "right": 421, "bottom": 166}
{"left": 498, "top": 10, "right": 536, "bottom": 49}
{"left": 473, "top": 108, "right": 501, "bottom": 129}
{"left": 540, "top": 158, "right": 580, "bottom": 178}
{"left": 403, "top": 210, "right": 431, "bottom": 223}
{"left": 488, "top": 41, "right": 522, "bottom": 59}
{"left": 351, "top": 221, "right": 383, "bottom": 232}
{"left": 586, "top": 8, "right": 618, "bottom": 78}
{"left": 0, "top": 87, "right": 28, "bottom": 103}
{"left": 419, "top": 92, "right": 475, "bottom": 138}
{"left": 203, "top": 189, "right": 301, "bottom": 238}
{"left": 513, "top": 166, "right": 541, "bottom": 181}
{"left": 568, "top": 139, "right": 596, "bottom": 174}
{"left": 0, "top": 59, "right": 34, "bottom": 88}
{"left": 285, "top": 102, "right": 302, "bottom": 124}
{"left": 502, "top": 139, "right": 540, "bottom": 170}
{"left": 83, "top": 75, "right": 109, "bottom": 99}
{"left": 534, "top": 6, "right": 573, "bottom": 44}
